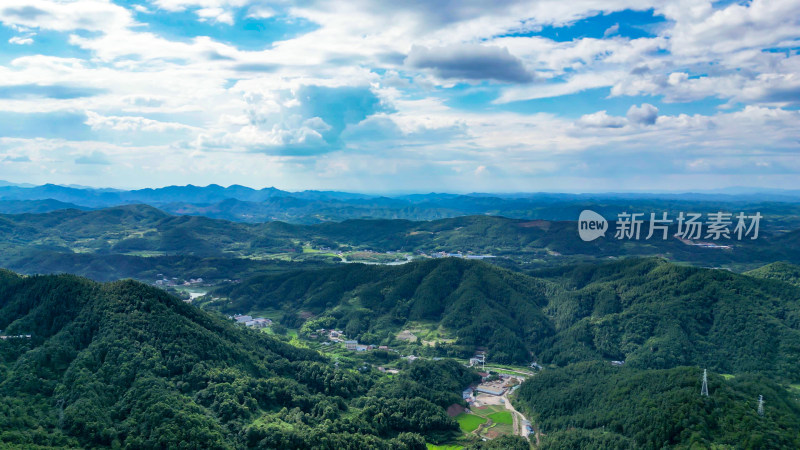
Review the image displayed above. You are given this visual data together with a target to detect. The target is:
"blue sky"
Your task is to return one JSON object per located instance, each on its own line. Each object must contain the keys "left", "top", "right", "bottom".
{"left": 0, "top": 0, "right": 798, "bottom": 192}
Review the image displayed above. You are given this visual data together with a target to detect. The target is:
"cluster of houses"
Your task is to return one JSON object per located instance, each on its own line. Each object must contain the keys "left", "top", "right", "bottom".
{"left": 427, "top": 251, "right": 496, "bottom": 259}
{"left": 155, "top": 277, "right": 178, "bottom": 287}
{"left": 461, "top": 372, "right": 522, "bottom": 402}
{"left": 154, "top": 274, "right": 205, "bottom": 287}
{"left": 321, "top": 329, "right": 345, "bottom": 341}
{"left": 344, "top": 340, "right": 393, "bottom": 352}
{"left": 232, "top": 315, "right": 272, "bottom": 328}
{"left": 675, "top": 236, "right": 733, "bottom": 249}
{"left": 311, "top": 329, "right": 395, "bottom": 354}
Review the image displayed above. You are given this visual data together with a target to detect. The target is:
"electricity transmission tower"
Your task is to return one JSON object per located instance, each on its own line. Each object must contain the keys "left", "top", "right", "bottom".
{"left": 701, "top": 369, "right": 709, "bottom": 397}
{"left": 758, "top": 395, "right": 764, "bottom": 416}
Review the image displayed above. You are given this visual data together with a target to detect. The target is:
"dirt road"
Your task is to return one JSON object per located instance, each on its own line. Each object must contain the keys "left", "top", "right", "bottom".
{"left": 502, "top": 391, "right": 530, "bottom": 438}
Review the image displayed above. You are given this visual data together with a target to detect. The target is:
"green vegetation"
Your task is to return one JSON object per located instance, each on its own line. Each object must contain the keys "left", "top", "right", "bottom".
{"left": 456, "top": 414, "right": 486, "bottom": 433}
{"left": 746, "top": 261, "right": 800, "bottom": 287}
{"left": 2, "top": 201, "right": 800, "bottom": 448}
{"left": 1, "top": 250, "right": 330, "bottom": 283}
{"left": 210, "top": 258, "right": 555, "bottom": 364}
{"left": 530, "top": 258, "right": 800, "bottom": 381}
{"left": 1, "top": 205, "right": 799, "bottom": 279}
{"left": 462, "top": 435, "right": 530, "bottom": 449}
{"left": 209, "top": 256, "right": 800, "bottom": 380}
{"left": 487, "top": 411, "right": 512, "bottom": 425}
{"left": 0, "top": 270, "right": 479, "bottom": 449}
{"left": 516, "top": 362, "right": 800, "bottom": 449}
{"left": 426, "top": 444, "right": 463, "bottom": 450}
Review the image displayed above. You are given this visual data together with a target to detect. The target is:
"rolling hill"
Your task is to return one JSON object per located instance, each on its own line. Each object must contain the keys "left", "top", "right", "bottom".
{"left": 745, "top": 261, "right": 800, "bottom": 287}
{"left": 515, "top": 362, "right": 800, "bottom": 449}
{"left": 210, "top": 258, "right": 800, "bottom": 380}
{"left": 0, "top": 270, "right": 477, "bottom": 449}
{"left": 1, "top": 205, "right": 799, "bottom": 276}
{"left": 2, "top": 182, "right": 800, "bottom": 227}
{"left": 529, "top": 258, "right": 800, "bottom": 381}
{"left": 211, "top": 258, "right": 556, "bottom": 364}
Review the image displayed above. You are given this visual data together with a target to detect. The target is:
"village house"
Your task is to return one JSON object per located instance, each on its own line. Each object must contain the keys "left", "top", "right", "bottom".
{"left": 234, "top": 315, "right": 253, "bottom": 323}
{"left": 253, "top": 318, "right": 272, "bottom": 327}
{"left": 475, "top": 385, "right": 506, "bottom": 396}
{"left": 233, "top": 315, "right": 272, "bottom": 328}
{"left": 345, "top": 340, "right": 358, "bottom": 350}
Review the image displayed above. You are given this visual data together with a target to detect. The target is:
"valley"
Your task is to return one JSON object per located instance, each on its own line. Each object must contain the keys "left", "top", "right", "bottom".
{"left": 1, "top": 200, "right": 799, "bottom": 449}
{"left": 4, "top": 0, "right": 800, "bottom": 446}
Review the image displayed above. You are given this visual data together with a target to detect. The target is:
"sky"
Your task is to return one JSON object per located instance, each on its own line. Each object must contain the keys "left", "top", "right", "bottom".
{"left": 0, "top": 0, "right": 798, "bottom": 193}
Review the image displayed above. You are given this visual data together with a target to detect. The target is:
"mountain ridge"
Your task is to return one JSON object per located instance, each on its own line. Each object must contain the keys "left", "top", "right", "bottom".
{"left": 0, "top": 270, "right": 476, "bottom": 449}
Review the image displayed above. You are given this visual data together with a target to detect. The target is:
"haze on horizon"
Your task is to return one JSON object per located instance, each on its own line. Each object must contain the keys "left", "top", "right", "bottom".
{"left": 0, "top": 1, "right": 798, "bottom": 192}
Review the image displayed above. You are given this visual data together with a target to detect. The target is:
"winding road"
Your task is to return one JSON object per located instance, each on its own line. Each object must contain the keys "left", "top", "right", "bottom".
{"left": 502, "top": 390, "right": 529, "bottom": 438}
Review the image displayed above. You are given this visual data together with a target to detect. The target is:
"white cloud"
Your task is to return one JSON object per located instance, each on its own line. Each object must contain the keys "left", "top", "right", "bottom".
{"left": 246, "top": 5, "right": 274, "bottom": 19}
{"left": 627, "top": 103, "right": 658, "bottom": 126}
{"left": 496, "top": 70, "right": 625, "bottom": 103}
{"left": 85, "top": 111, "right": 199, "bottom": 132}
{"left": 195, "top": 7, "right": 233, "bottom": 25}
{"left": 150, "top": 0, "right": 249, "bottom": 24}
{"left": 0, "top": 0, "right": 798, "bottom": 190}
{"left": 577, "top": 110, "right": 626, "bottom": 128}
{"left": 0, "top": 0, "right": 133, "bottom": 32}
{"left": 9, "top": 36, "right": 34, "bottom": 45}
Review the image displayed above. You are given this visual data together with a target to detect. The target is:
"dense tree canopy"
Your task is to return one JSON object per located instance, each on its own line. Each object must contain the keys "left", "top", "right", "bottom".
{"left": 0, "top": 271, "right": 474, "bottom": 448}
{"left": 516, "top": 362, "right": 800, "bottom": 449}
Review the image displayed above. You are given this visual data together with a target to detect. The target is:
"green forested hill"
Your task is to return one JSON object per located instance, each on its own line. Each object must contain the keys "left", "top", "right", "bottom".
{"left": 515, "top": 362, "right": 800, "bottom": 449}
{"left": 0, "top": 270, "right": 477, "bottom": 449}
{"left": 746, "top": 261, "right": 800, "bottom": 287}
{"left": 1, "top": 205, "right": 799, "bottom": 274}
{"left": 530, "top": 258, "right": 800, "bottom": 381}
{"left": 1, "top": 251, "right": 330, "bottom": 283}
{"left": 213, "top": 257, "right": 800, "bottom": 380}
{"left": 212, "top": 258, "right": 556, "bottom": 364}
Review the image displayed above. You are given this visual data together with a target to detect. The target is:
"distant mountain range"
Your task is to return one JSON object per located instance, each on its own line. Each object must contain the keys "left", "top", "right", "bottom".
{"left": 1, "top": 182, "right": 800, "bottom": 224}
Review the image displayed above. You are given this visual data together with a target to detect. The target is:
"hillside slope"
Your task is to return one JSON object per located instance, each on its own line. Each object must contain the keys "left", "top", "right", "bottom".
{"left": 746, "top": 261, "right": 800, "bottom": 287}
{"left": 530, "top": 258, "right": 800, "bottom": 381}
{"left": 515, "top": 362, "right": 800, "bottom": 449}
{"left": 0, "top": 271, "right": 474, "bottom": 449}
{"left": 212, "top": 258, "right": 557, "bottom": 364}
{"left": 214, "top": 258, "right": 800, "bottom": 379}
{"left": 1, "top": 205, "right": 799, "bottom": 271}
